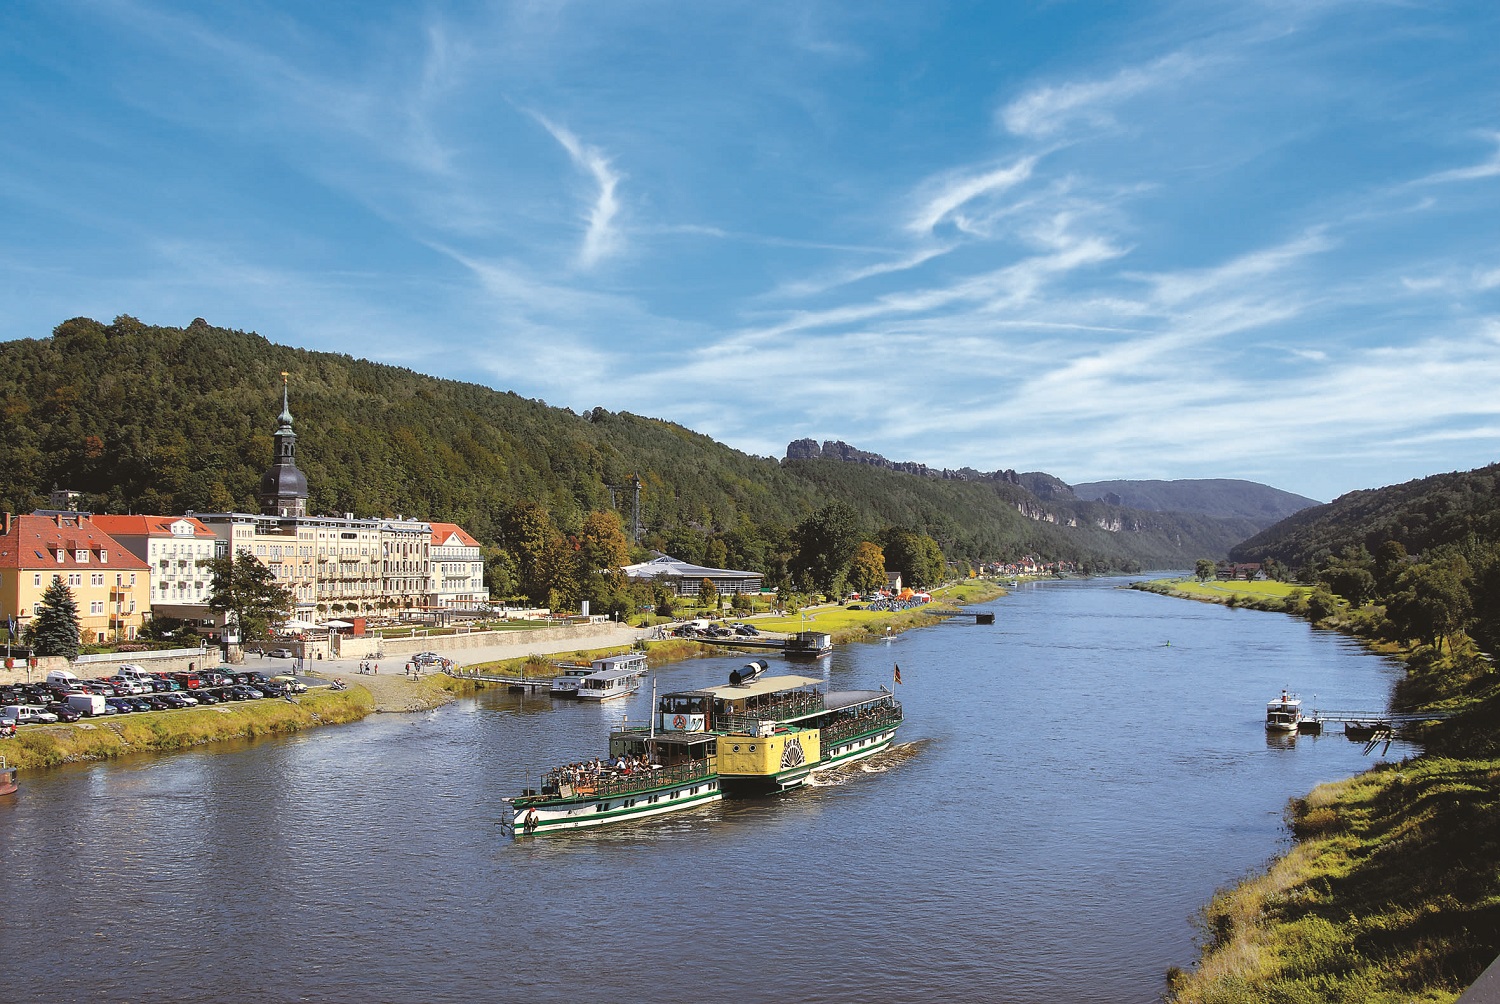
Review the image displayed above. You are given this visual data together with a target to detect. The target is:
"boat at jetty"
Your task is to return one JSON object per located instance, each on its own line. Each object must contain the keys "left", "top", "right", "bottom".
{"left": 549, "top": 666, "right": 595, "bottom": 698}
{"left": 1266, "top": 690, "right": 1303, "bottom": 732}
{"left": 503, "top": 663, "right": 903, "bottom": 836}
{"left": 1, "top": 756, "right": 17, "bottom": 797}
{"left": 573, "top": 652, "right": 648, "bottom": 702}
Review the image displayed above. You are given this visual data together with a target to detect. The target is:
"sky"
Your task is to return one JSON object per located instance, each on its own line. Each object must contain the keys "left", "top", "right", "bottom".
{"left": 2, "top": 1, "right": 1499, "bottom": 504}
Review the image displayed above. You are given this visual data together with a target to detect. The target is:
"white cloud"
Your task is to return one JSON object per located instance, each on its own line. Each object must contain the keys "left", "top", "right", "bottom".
{"left": 533, "top": 115, "right": 624, "bottom": 269}
{"left": 907, "top": 156, "right": 1038, "bottom": 236}
{"left": 1414, "top": 131, "right": 1500, "bottom": 186}
{"left": 998, "top": 52, "right": 1201, "bottom": 139}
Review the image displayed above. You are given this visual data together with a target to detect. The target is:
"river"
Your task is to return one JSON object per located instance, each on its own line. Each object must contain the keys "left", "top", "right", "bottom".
{"left": 0, "top": 577, "right": 1412, "bottom": 1003}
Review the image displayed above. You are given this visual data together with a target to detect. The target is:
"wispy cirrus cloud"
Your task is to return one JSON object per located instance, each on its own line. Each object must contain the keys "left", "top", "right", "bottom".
{"left": 906, "top": 156, "right": 1038, "bottom": 236}
{"left": 533, "top": 115, "right": 624, "bottom": 269}
{"left": 998, "top": 52, "right": 1202, "bottom": 139}
{"left": 1413, "top": 131, "right": 1500, "bottom": 186}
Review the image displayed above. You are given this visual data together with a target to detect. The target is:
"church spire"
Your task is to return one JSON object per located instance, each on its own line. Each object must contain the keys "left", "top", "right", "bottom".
{"left": 258, "top": 371, "right": 309, "bottom": 518}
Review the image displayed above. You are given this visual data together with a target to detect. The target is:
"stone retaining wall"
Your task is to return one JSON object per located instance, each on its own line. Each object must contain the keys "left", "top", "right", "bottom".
{"left": 0, "top": 648, "right": 226, "bottom": 687}
{"left": 335, "top": 622, "right": 633, "bottom": 662}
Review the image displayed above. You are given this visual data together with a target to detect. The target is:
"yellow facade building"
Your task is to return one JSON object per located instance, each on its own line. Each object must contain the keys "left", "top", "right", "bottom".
{"left": 0, "top": 512, "right": 153, "bottom": 644}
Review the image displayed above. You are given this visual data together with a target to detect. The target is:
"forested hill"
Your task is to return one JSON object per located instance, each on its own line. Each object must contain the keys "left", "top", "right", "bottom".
{"left": 1229, "top": 464, "right": 1500, "bottom": 570}
{"left": 1070, "top": 478, "right": 1321, "bottom": 525}
{"left": 2, "top": 317, "right": 1258, "bottom": 580}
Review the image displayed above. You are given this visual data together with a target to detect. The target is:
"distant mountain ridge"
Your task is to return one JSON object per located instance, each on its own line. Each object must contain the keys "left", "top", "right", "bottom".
{"left": 1071, "top": 479, "right": 1321, "bottom": 524}
{"left": 786, "top": 440, "right": 1314, "bottom": 531}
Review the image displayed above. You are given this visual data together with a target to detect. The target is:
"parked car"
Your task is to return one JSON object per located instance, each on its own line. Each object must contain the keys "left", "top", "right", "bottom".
{"left": 412, "top": 651, "right": 442, "bottom": 665}
{"left": 45, "top": 703, "right": 82, "bottom": 723}
{"left": 194, "top": 690, "right": 221, "bottom": 705}
{"left": 733, "top": 624, "right": 760, "bottom": 636}
{"left": 88, "top": 681, "right": 118, "bottom": 697}
{"left": 141, "top": 695, "right": 169, "bottom": 711}
{"left": 267, "top": 648, "right": 295, "bottom": 659}
{"left": 105, "top": 698, "right": 134, "bottom": 715}
{"left": 259, "top": 681, "right": 289, "bottom": 698}
{"left": 125, "top": 697, "right": 152, "bottom": 713}
{"left": 159, "top": 693, "right": 193, "bottom": 709}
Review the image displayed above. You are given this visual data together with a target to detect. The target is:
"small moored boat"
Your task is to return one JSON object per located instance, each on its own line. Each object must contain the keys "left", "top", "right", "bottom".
{"left": 575, "top": 652, "right": 648, "bottom": 702}
{"left": 549, "top": 666, "right": 596, "bottom": 698}
{"left": 0, "top": 756, "right": 17, "bottom": 798}
{"left": 1266, "top": 690, "right": 1303, "bottom": 732}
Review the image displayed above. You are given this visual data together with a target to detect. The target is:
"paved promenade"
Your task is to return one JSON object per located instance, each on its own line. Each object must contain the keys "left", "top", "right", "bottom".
{"left": 242, "top": 623, "right": 652, "bottom": 712}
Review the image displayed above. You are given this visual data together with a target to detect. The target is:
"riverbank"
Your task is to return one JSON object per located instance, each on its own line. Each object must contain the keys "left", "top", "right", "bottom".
{"left": 1142, "top": 576, "right": 1500, "bottom": 1002}
{"left": 0, "top": 686, "right": 376, "bottom": 769}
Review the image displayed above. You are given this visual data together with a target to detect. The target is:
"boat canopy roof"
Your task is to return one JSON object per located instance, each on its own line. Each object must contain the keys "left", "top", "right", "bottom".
{"left": 685, "top": 674, "right": 823, "bottom": 701}
{"left": 592, "top": 652, "right": 647, "bottom": 672}
{"left": 585, "top": 667, "right": 642, "bottom": 683}
{"left": 822, "top": 689, "right": 890, "bottom": 712}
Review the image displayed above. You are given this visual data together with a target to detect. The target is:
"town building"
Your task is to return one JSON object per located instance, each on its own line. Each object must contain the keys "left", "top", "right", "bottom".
{"left": 428, "top": 522, "right": 486, "bottom": 609}
{"left": 194, "top": 378, "right": 484, "bottom": 619}
{"left": 0, "top": 512, "right": 153, "bottom": 643}
{"left": 621, "top": 553, "right": 763, "bottom": 596}
{"left": 89, "top": 514, "right": 220, "bottom": 613}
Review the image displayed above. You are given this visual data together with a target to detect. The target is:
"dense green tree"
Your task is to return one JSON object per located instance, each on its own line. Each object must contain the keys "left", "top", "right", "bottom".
{"left": 1316, "top": 547, "right": 1376, "bottom": 606}
{"left": 27, "top": 575, "right": 81, "bottom": 658}
{"left": 699, "top": 578, "right": 719, "bottom": 611}
{"left": 883, "top": 527, "right": 946, "bottom": 588}
{"left": 789, "top": 501, "right": 861, "bottom": 593}
{"left": 1386, "top": 555, "right": 1473, "bottom": 652}
{"left": 1195, "top": 558, "right": 1217, "bottom": 582}
{"left": 201, "top": 551, "right": 293, "bottom": 646}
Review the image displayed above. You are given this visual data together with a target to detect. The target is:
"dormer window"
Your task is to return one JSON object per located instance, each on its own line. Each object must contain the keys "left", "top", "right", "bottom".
{"left": 76, "top": 549, "right": 89, "bottom": 563}
{"left": 100, "top": 550, "right": 108, "bottom": 563}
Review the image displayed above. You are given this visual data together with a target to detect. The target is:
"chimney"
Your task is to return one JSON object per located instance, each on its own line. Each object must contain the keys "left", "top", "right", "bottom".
{"left": 1, "top": 512, "right": 9, "bottom": 536}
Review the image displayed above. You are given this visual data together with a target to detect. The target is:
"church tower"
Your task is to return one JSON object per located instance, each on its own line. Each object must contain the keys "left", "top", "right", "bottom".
{"left": 258, "top": 372, "right": 309, "bottom": 518}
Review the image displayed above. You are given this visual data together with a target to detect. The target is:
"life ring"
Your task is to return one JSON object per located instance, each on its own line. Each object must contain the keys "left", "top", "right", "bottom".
{"left": 673, "top": 714, "right": 686, "bottom": 729}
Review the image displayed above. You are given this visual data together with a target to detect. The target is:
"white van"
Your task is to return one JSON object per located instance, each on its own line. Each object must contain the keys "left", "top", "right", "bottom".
{"left": 66, "top": 693, "right": 107, "bottom": 717}
{"left": 45, "top": 669, "right": 79, "bottom": 687}
{"left": 2, "top": 705, "right": 58, "bottom": 725}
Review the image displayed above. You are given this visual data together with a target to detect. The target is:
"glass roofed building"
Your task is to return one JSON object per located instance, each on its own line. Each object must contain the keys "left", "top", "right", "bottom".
{"left": 621, "top": 554, "right": 763, "bottom": 597}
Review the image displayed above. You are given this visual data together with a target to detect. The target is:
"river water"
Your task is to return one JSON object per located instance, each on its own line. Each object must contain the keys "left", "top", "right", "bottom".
{"left": 0, "top": 578, "right": 1411, "bottom": 1003}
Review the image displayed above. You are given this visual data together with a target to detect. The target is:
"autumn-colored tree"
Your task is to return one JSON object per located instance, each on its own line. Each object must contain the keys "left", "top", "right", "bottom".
{"left": 849, "top": 541, "right": 887, "bottom": 594}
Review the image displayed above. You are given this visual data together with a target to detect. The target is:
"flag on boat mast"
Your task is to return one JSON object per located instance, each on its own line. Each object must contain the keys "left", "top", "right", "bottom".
{"left": 894, "top": 663, "right": 903, "bottom": 686}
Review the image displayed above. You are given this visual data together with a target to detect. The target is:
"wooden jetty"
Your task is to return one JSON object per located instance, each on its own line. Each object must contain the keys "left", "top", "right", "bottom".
{"left": 691, "top": 630, "right": 833, "bottom": 658}
{"left": 930, "top": 608, "right": 996, "bottom": 624}
{"left": 444, "top": 668, "right": 553, "bottom": 693}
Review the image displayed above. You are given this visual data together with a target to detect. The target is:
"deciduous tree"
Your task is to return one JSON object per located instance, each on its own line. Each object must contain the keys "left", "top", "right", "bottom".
{"left": 201, "top": 551, "right": 293, "bottom": 646}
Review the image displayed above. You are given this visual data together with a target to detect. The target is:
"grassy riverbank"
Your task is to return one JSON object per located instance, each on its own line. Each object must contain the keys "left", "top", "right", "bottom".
{"left": 755, "top": 579, "right": 1006, "bottom": 644}
{"left": 1142, "top": 576, "right": 1500, "bottom": 1002}
{"left": 0, "top": 687, "right": 376, "bottom": 769}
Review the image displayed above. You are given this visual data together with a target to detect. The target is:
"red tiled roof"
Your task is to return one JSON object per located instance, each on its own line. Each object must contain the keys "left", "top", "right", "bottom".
{"left": 0, "top": 514, "right": 151, "bottom": 570}
{"left": 430, "top": 521, "right": 480, "bottom": 547}
{"left": 90, "top": 514, "right": 216, "bottom": 539}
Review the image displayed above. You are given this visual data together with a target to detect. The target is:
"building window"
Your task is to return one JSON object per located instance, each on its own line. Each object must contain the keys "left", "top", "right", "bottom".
{"left": 67, "top": 573, "right": 81, "bottom": 587}
{"left": 92, "top": 573, "right": 104, "bottom": 586}
{"left": 90, "top": 601, "right": 103, "bottom": 614}
{"left": 33, "top": 574, "right": 40, "bottom": 587}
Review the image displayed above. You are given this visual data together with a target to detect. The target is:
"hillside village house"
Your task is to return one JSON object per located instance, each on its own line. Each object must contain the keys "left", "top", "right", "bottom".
{"left": 0, "top": 512, "right": 152, "bottom": 642}
{"left": 428, "top": 522, "right": 486, "bottom": 609}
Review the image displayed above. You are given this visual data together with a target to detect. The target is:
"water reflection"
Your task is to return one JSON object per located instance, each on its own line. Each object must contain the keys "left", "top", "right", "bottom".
{"left": 0, "top": 577, "right": 1414, "bottom": 1004}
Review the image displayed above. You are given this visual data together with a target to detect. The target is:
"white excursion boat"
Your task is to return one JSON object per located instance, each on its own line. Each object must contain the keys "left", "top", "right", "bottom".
{"left": 573, "top": 653, "right": 648, "bottom": 702}
{"left": 549, "top": 666, "right": 596, "bottom": 698}
{"left": 1266, "top": 690, "right": 1303, "bottom": 732}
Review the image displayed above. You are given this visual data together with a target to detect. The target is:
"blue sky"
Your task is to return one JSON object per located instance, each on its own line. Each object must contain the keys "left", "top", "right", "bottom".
{"left": 3, "top": 1, "right": 1499, "bottom": 503}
